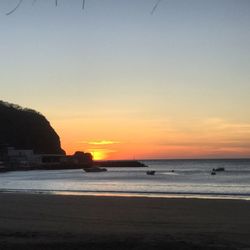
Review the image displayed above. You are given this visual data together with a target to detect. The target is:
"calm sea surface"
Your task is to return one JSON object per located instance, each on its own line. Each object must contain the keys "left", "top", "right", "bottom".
{"left": 1, "top": 159, "right": 250, "bottom": 199}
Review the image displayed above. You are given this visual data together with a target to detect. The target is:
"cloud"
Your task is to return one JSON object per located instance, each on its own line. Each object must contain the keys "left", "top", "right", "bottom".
{"left": 78, "top": 140, "right": 120, "bottom": 145}
{"left": 88, "top": 140, "right": 120, "bottom": 145}
{"left": 89, "top": 148, "right": 117, "bottom": 153}
{"left": 202, "top": 118, "right": 250, "bottom": 131}
{"left": 157, "top": 118, "right": 250, "bottom": 151}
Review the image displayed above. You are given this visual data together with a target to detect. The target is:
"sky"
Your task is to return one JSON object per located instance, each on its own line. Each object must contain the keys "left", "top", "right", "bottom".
{"left": 1, "top": 0, "right": 250, "bottom": 160}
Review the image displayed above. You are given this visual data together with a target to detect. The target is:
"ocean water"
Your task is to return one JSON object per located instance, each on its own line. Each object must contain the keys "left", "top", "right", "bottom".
{"left": 1, "top": 159, "right": 250, "bottom": 199}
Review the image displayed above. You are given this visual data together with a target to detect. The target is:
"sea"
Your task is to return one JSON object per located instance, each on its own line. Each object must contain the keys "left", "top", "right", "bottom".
{"left": 1, "top": 159, "right": 250, "bottom": 200}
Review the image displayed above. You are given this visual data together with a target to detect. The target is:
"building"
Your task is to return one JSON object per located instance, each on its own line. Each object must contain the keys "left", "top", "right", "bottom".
{"left": 4, "top": 147, "right": 65, "bottom": 167}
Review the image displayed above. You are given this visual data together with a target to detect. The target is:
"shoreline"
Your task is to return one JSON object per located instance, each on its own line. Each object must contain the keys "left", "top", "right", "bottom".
{"left": 0, "top": 193, "right": 250, "bottom": 249}
{"left": 1, "top": 188, "right": 250, "bottom": 201}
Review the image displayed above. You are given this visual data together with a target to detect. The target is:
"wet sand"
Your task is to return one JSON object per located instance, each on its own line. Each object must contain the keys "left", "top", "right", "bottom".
{"left": 0, "top": 193, "right": 250, "bottom": 249}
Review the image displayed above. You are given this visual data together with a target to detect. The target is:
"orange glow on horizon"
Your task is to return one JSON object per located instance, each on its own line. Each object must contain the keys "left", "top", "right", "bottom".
{"left": 61, "top": 142, "right": 250, "bottom": 161}
{"left": 53, "top": 117, "right": 250, "bottom": 160}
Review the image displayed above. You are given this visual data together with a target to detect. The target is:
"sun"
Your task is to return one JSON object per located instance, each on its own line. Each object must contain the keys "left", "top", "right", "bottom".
{"left": 91, "top": 151, "right": 106, "bottom": 161}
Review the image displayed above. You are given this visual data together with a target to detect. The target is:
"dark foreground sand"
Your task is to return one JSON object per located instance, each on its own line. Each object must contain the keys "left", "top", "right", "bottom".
{"left": 0, "top": 193, "right": 250, "bottom": 249}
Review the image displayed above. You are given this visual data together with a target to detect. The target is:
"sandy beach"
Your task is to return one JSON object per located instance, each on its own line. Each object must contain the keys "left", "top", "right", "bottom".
{"left": 0, "top": 193, "right": 250, "bottom": 249}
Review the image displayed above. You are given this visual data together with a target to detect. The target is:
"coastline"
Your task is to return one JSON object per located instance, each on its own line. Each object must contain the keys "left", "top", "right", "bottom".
{"left": 1, "top": 188, "right": 250, "bottom": 201}
{"left": 0, "top": 193, "right": 250, "bottom": 249}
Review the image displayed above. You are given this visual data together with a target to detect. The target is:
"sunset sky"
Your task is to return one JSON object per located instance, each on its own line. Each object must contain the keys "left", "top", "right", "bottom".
{"left": 1, "top": 0, "right": 250, "bottom": 160}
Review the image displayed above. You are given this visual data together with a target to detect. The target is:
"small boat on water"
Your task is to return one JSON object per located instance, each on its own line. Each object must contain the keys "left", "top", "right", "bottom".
{"left": 212, "top": 167, "right": 225, "bottom": 172}
{"left": 83, "top": 167, "right": 107, "bottom": 172}
{"left": 146, "top": 170, "right": 156, "bottom": 175}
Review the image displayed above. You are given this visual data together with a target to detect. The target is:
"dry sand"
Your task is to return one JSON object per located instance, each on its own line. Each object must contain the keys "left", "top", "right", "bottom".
{"left": 0, "top": 193, "right": 250, "bottom": 249}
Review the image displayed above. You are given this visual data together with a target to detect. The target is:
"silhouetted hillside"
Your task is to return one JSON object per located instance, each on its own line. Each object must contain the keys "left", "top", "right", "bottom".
{"left": 0, "top": 101, "right": 65, "bottom": 154}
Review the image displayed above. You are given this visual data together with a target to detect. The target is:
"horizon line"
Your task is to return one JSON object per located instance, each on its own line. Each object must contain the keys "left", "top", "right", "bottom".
{"left": 95, "top": 157, "right": 250, "bottom": 161}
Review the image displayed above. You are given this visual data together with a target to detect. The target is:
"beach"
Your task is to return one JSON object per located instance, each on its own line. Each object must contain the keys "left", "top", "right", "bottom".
{"left": 0, "top": 193, "right": 250, "bottom": 249}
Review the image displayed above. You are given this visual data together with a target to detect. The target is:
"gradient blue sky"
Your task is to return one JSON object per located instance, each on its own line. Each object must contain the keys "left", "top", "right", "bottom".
{"left": 1, "top": 0, "right": 250, "bottom": 159}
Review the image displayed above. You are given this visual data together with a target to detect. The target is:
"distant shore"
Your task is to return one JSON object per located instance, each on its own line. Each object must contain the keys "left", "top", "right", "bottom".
{"left": 0, "top": 193, "right": 250, "bottom": 249}
{"left": 0, "top": 160, "right": 147, "bottom": 173}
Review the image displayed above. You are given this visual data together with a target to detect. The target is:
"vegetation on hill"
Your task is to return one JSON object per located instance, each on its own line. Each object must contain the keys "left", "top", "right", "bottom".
{"left": 0, "top": 101, "right": 65, "bottom": 154}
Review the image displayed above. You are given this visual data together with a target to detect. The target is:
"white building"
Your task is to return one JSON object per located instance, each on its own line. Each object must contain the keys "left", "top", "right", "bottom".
{"left": 7, "top": 147, "right": 64, "bottom": 167}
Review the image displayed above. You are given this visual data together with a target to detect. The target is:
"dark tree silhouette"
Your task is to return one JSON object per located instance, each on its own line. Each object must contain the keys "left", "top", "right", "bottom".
{"left": 73, "top": 151, "right": 93, "bottom": 165}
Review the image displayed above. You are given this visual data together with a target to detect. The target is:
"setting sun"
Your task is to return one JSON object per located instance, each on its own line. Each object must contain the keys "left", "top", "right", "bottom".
{"left": 90, "top": 150, "right": 106, "bottom": 161}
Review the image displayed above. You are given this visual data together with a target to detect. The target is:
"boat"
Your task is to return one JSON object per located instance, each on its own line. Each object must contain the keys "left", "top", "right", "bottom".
{"left": 146, "top": 170, "right": 156, "bottom": 175}
{"left": 212, "top": 167, "right": 225, "bottom": 172}
{"left": 83, "top": 167, "right": 107, "bottom": 172}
